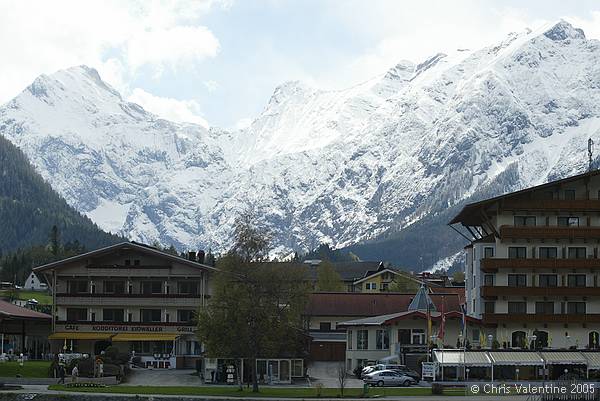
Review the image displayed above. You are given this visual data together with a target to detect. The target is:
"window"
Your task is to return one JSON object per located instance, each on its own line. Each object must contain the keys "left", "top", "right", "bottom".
{"left": 508, "top": 274, "right": 527, "bottom": 287}
{"left": 484, "top": 302, "right": 495, "bottom": 313}
{"left": 141, "top": 281, "right": 163, "bottom": 295}
{"left": 508, "top": 302, "right": 527, "bottom": 314}
{"left": 472, "top": 328, "right": 480, "bottom": 342}
{"left": 539, "top": 247, "right": 558, "bottom": 259}
{"left": 508, "top": 247, "right": 527, "bottom": 259}
{"left": 567, "top": 302, "right": 586, "bottom": 314}
{"left": 398, "top": 329, "right": 411, "bottom": 345}
{"left": 103, "top": 308, "right": 124, "bottom": 322}
{"left": 558, "top": 217, "right": 579, "bottom": 227}
{"left": 514, "top": 216, "right": 536, "bottom": 226}
{"left": 568, "top": 248, "right": 587, "bottom": 259}
{"left": 140, "top": 309, "right": 162, "bottom": 322}
{"left": 568, "top": 274, "right": 586, "bottom": 287}
{"left": 67, "top": 280, "right": 88, "bottom": 294}
{"left": 319, "top": 322, "right": 332, "bottom": 331}
{"left": 185, "top": 340, "right": 201, "bottom": 355}
{"left": 512, "top": 331, "right": 526, "bottom": 348}
{"left": 66, "top": 308, "right": 87, "bottom": 321}
{"left": 411, "top": 329, "right": 425, "bottom": 345}
{"left": 177, "top": 309, "right": 194, "bottom": 323}
{"left": 538, "top": 274, "right": 558, "bottom": 287}
{"left": 564, "top": 189, "right": 576, "bottom": 200}
{"left": 178, "top": 281, "right": 199, "bottom": 295}
{"left": 131, "top": 341, "right": 172, "bottom": 355}
{"left": 357, "top": 330, "right": 368, "bottom": 350}
{"left": 347, "top": 330, "right": 353, "bottom": 350}
{"left": 292, "top": 359, "right": 304, "bottom": 377}
{"left": 365, "top": 282, "right": 377, "bottom": 290}
{"left": 535, "top": 302, "right": 554, "bottom": 314}
{"left": 381, "top": 283, "right": 389, "bottom": 291}
{"left": 376, "top": 329, "right": 390, "bottom": 349}
{"left": 103, "top": 281, "right": 125, "bottom": 294}
{"left": 484, "top": 274, "right": 494, "bottom": 286}
{"left": 484, "top": 247, "right": 494, "bottom": 258}
{"left": 124, "top": 259, "right": 131, "bottom": 266}
{"left": 134, "top": 259, "right": 141, "bottom": 266}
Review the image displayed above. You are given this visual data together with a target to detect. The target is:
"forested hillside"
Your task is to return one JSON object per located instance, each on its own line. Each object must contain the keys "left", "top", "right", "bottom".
{"left": 0, "top": 134, "right": 122, "bottom": 256}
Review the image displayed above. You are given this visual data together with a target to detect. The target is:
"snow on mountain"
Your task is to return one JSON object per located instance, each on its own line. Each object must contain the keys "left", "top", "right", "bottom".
{"left": 2, "top": 20, "right": 600, "bottom": 268}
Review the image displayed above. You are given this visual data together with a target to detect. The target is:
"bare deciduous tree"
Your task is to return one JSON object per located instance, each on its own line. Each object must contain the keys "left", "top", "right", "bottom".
{"left": 337, "top": 362, "right": 348, "bottom": 397}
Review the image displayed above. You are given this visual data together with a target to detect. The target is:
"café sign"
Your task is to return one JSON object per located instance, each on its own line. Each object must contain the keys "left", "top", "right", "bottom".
{"left": 58, "top": 324, "right": 194, "bottom": 333}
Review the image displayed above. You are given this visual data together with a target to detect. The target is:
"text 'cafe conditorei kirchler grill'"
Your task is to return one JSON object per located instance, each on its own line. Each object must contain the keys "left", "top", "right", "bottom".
{"left": 34, "top": 242, "right": 215, "bottom": 369}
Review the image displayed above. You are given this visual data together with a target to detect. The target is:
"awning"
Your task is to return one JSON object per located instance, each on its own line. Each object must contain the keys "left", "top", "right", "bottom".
{"left": 488, "top": 351, "right": 544, "bottom": 366}
{"left": 48, "top": 332, "right": 113, "bottom": 340}
{"left": 541, "top": 352, "right": 586, "bottom": 365}
{"left": 111, "top": 333, "right": 180, "bottom": 342}
{"left": 433, "top": 350, "right": 491, "bottom": 367}
{"left": 583, "top": 353, "right": 600, "bottom": 369}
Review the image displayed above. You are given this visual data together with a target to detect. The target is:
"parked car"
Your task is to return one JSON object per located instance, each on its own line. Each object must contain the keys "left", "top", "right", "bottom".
{"left": 361, "top": 363, "right": 407, "bottom": 378}
{"left": 363, "top": 369, "right": 416, "bottom": 387}
{"left": 391, "top": 366, "right": 421, "bottom": 383}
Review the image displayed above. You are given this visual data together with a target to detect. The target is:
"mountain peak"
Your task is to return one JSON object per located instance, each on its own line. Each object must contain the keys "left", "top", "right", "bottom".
{"left": 383, "top": 60, "right": 415, "bottom": 81}
{"left": 543, "top": 20, "right": 585, "bottom": 41}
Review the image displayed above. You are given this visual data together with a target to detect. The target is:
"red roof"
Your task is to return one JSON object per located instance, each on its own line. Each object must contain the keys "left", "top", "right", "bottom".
{"left": 429, "top": 287, "right": 466, "bottom": 305}
{"left": 0, "top": 299, "right": 51, "bottom": 320}
{"left": 306, "top": 292, "right": 461, "bottom": 317}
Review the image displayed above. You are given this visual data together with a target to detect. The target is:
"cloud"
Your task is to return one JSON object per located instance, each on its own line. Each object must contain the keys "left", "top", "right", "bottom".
{"left": 128, "top": 88, "right": 209, "bottom": 128}
{"left": 203, "top": 80, "right": 220, "bottom": 92}
{"left": 316, "top": 1, "right": 551, "bottom": 88}
{"left": 0, "top": 0, "right": 225, "bottom": 105}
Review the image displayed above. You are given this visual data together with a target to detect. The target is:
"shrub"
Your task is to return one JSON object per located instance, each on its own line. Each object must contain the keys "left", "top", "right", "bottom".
{"left": 432, "top": 383, "right": 444, "bottom": 395}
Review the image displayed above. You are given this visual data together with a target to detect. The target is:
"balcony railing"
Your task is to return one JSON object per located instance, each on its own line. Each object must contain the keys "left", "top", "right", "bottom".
{"left": 481, "top": 286, "right": 600, "bottom": 297}
{"left": 502, "top": 200, "right": 600, "bottom": 212}
{"left": 500, "top": 225, "right": 600, "bottom": 240}
{"left": 56, "top": 293, "right": 204, "bottom": 298}
{"left": 481, "top": 258, "right": 600, "bottom": 272}
{"left": 482, "top": 313, "right": 600, "bottom": 324}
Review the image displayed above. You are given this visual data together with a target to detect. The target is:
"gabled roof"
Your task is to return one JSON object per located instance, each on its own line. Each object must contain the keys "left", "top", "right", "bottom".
{"left": 306, "top": 292, "right": 461, "bottom": 317}
{"left": 304, "top": 261, "right": 383, "bottom": 281}
{"left": 33, "top": 242, "right": 217, "bottom": 273}
{"left": 351, "top": 267, "right": 422, "bottom": 286}
{"left": 0, "top": 299, "right": 51, "bottom": 320}
{"left": 449, "top": 169, "right": 600, "bottom": 226}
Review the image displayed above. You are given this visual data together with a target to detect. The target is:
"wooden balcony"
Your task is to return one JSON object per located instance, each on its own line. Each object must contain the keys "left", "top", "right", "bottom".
{"left": 482, "top": 313, "right": 600, "bottom": 324}
{"left": 481, "top": 258, "right": 600, "bottom": 272}
{"left": 500, "top": 225, "right": 600, "bottom": 240}
{"left": 502, "top": 200, "right": 600, "bottom": 212}
{"left": 481, "top": 286, "right": 600, "bottom": 298}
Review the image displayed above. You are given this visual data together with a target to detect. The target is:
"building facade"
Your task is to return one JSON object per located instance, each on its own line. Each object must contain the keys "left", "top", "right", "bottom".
{"left": 34, "top": 242, "right": 214, "bottom": 369}
{"left": 450, "top": 170, "right": 600, "bottom": 350}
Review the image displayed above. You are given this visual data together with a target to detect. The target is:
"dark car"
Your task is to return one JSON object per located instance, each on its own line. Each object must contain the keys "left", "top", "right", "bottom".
{"left": 392, "top": 366, "right": 421, "bottom": 383}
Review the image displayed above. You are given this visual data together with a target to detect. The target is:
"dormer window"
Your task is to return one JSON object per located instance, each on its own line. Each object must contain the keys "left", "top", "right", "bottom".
{"left": 124, "top": 259, "right": 131, "bottom": 266}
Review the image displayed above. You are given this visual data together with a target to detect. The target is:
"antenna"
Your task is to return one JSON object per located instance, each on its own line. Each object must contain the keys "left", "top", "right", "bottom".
{"left": 589, "top": 138, "right": 594, "bottom": 171}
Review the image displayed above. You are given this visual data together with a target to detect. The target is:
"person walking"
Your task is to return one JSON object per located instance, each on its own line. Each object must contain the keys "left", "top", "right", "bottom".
{"left": 71, "top": 364, "right": 79, "bottom": 383}
{"left": 57, "top": 364, "right": 66, "bottom": 384}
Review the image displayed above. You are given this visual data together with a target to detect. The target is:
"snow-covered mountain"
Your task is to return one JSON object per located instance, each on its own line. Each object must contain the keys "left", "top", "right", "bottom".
{"left": 2, "top": 20, "right": 600, "bottom": 269}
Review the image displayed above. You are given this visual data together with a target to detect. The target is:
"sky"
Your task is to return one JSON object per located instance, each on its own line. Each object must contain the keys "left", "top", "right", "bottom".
{"left": 1, "top": 0, "right": 600, "bottom": 130}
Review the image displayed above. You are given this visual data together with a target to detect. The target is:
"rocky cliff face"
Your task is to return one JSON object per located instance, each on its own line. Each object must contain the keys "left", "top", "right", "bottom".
{"left": 2, "top": 21, "right": 600, "bottom": 269}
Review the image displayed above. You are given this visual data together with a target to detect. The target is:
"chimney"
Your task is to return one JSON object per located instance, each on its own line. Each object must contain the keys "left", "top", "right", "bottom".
{"left": 197, "top": 250, "right": 205, "bottom": 264}
{"left": 188, "top": 251, "right": 197, "bottom": 261}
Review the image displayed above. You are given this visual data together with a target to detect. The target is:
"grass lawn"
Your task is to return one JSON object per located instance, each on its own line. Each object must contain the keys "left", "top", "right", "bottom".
{"left": 48, "top": 384, "right": 436, "bottom": 398}
{"left": 0, "top": 289, "right": 52, "bottom": 305}
{"left": 0, "top": 361, "right": 51, "bottom": 378}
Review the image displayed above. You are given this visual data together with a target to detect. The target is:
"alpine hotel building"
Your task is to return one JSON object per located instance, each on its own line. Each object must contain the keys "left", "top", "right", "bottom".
{"left": 450, "top": 170, "right": 600, "bottom": 350}
{"left": 34, "top": 242, "right": 214, "bottom": 369}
